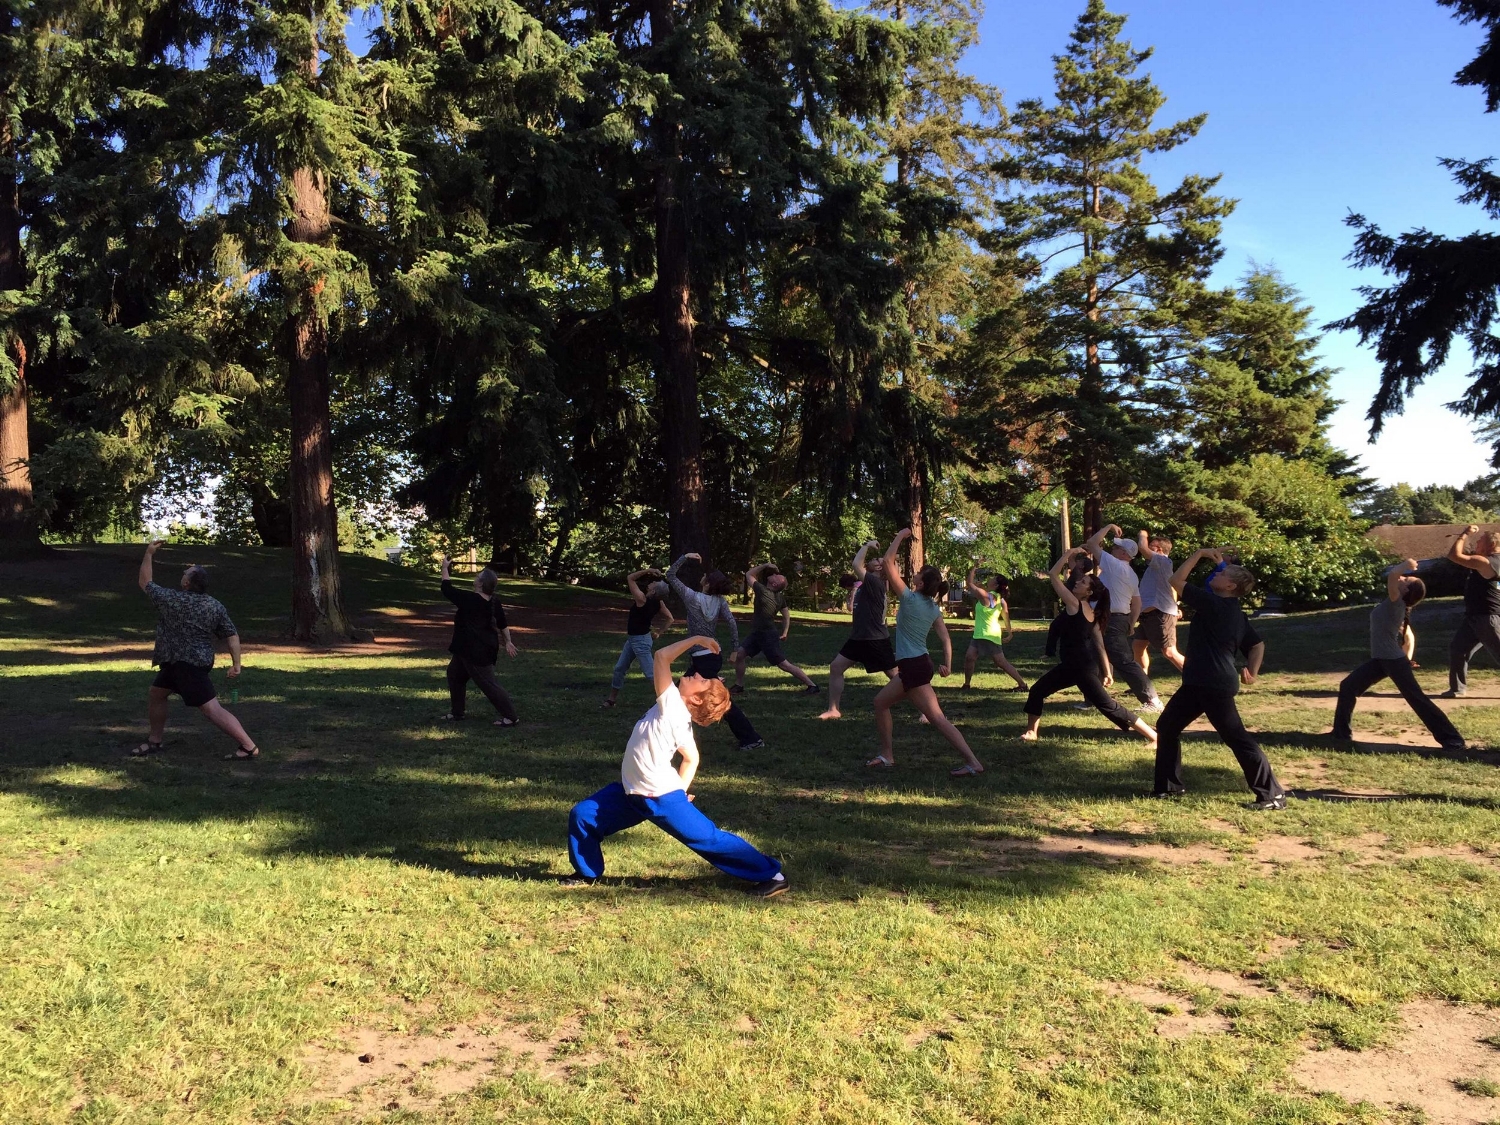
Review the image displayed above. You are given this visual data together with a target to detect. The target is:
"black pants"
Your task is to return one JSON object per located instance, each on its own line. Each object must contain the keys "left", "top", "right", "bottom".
{"left": 690, "top": 652, "right": 762, "bottom": 747}
{"left": 1104, "top": 613, "right": 1157, "bottom": 703}
{"left": 446, "top": 654, "right": 518, "bottom": 722}
{"left": 1154, "top": 684, "right": 1281, "bottom": 801}
{"left": 1025, "top": 662, "right": 1137, "bottom": 730}
{"left": 1335, "top": 658, "right": 1463, "bottom": 746}
{"left": 1448, "top": 613, "right": 1500, "bottom": 695}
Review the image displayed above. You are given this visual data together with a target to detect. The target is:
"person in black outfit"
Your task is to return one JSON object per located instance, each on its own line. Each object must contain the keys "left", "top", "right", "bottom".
{"left": 1152, "top": 548, "right": 1285, "bottom": 809}
{"left": 1443, "top": 524, "right": 1500, "bottom": 697}
{"left": 440, "top": 555, "right": 520, "bottom": 726}
{"left": 1022, "top": 547, "right": 1158, "bottom": 744}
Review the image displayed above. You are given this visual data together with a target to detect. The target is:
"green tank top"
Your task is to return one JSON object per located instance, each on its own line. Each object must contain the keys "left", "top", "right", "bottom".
{"left": 973, "top": 597, "right": 1006, "bottom": 642}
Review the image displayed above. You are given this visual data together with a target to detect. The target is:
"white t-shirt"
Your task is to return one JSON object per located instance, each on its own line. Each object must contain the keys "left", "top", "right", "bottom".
{"left": 620, "top": 684, "right": 695, "bottom": 797}
{"left": 1139, "top": 552, "right": 1179, "bottom": 616}
{"left": 1096, "top": 551, "right": 1141, "bottom": 616}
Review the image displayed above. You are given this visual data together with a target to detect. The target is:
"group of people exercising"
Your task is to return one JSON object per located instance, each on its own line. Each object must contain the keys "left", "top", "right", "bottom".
{"left": 132, "top": 521, "right": 1491, "bottom": 899}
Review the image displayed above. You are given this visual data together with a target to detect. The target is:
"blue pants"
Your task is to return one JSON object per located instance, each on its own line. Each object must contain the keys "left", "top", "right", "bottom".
{"left": 567, "top": 782, "right": 782, "bottom": 883}
{"left": 611, "top": 634, "right": 655, "bottom": 690}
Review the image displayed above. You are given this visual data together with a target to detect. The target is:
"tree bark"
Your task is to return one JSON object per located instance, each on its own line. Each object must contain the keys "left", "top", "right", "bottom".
{"left": 906, "top": 455, "right": 925, "bottom": 575}
{"left": 1080, "top": 181, "right": 1104, "bottom": 533}
{"left": 650, "top": 0, "right": 710, "bottom": 566}
{"left": 0, "top": 105, "right": 37, "bottom": 549}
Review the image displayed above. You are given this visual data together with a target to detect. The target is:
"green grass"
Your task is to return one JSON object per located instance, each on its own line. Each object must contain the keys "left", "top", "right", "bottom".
{"left": 3, "top": 546, "right": 1500, "bottom": 1123}
{"left": 1456, "top": 1076, "right": 1500, "bottom": 1097}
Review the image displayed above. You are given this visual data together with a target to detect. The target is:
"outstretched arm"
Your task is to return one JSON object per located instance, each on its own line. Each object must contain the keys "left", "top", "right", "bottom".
{"left": 852, "top": 540, "right": 877, "bottom": 580}
{"left": 1083, "top": 523, "right": 1118, "bottom": 557}
{"left": 1170, "top": 548, "right": 1222, "bottom": 597}
{"left": 666, "top": 553, "right": 698, "bottom": 600}
{"left": 1448, "top": 527, "right": 1497, "bottom": 577}
{"left": 1387, "top": 557, "right": 1418, "bottom": 601}
{"left": 138, "top": 540, "right": 164, "bottom": 591}
{"left": 884, "top": 530, "right": 912, "bottom": 597}
{"left": 1049, "top": 547, "right": 1086, "bottom": 611}
{"left": 654, "top": 634, "right": 720, "bottom": 696}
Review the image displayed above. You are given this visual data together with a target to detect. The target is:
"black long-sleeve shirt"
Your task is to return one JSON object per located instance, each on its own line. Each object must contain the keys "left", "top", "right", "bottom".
{"left": 443, "top": 579, "right": 507, "bottom": 664}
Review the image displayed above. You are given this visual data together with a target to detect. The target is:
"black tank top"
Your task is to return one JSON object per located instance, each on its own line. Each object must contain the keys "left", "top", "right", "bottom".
{"left": 1056, "top": 608, "right": 1097, "bottom": 669}
{"left": 627, "top": 597, "right": 662, "bottom": 636}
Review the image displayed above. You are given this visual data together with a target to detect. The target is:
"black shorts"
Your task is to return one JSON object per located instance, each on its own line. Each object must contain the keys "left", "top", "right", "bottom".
{"left": 152, "top": 661, "right": 217, "bottom": 707}
{"left": 896, "top": 654, "right": 935, "bottom": 690}
{"left": 968, "top": 638, "right": 1005, "bottom": 658}
{"left": 839, "top": 637, "right": 896, "bottom": 674}
{"left": 740, "top": 629, "right": 786, "bottom": 665}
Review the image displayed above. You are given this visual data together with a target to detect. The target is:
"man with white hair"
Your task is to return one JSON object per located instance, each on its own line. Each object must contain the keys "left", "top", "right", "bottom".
{"left": 731, "top": 563, "right": 819, "bottom": 694}
{"left": 1084, "top": 524, "right": 1163, "bottom": 712}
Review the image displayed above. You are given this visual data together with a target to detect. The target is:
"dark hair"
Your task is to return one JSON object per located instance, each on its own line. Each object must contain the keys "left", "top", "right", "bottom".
{"left": 838, "top": 573, "right": 857, "bottom": 590}
{"left": 183, "top": 565, "right": 209, "bottom": 594}
{"left": 1069, "top": 565, "right": 1110, "bottom": 619}
{"left": 1400, "top": 575, "right": 1426, "bottom": 638}
{"left": 989, "top": 573, "right": 1010, "bottom": 594}
{"left": 917, "top": 565, "right": 948, "bottom": 599}
{"left": 478, "top": 568, "right": 499, "bottom": 595}
{"left": 703, "top": 570, "right": 733, "bottom": 597}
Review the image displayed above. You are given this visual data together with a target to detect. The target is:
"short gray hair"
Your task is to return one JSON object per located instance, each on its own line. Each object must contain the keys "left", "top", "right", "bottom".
{"left": 477, "top": 568, "right": 499, "bottom": 595}
{"left": 183, "top": 565, "right": 209, "bottom": 594}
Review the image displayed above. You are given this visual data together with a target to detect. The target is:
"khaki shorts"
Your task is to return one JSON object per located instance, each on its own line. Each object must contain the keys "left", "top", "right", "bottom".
{"left": 1133, "top": 609, "right": 1178, "bottom": 651}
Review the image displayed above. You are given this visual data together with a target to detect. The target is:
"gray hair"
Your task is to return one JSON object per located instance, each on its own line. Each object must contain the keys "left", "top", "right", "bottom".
{"left": 183, "top": 565, "right": 209, "bottom": 594}
{"left": 477, "top": 568, "right": 499, "bottom": 595}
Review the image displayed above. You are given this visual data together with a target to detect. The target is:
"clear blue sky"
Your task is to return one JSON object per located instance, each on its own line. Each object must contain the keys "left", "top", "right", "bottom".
{"left": 970, "top": 0, "right": 1499, "bottom": 487}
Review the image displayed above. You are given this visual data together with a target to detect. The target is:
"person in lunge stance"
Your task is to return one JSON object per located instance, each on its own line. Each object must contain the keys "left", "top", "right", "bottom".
{"left": 1444, "top": 525, "right": 1500, "bottom": 698}
{"left": 133, "top": 540, "right": 259, "bottom": 760}
{"left": 820, "top": 540, "right": 895, "bottom": 720}
{"left": 732, "top": 564, "right": 818, "bottom": 694}
{"left": 1133, "top": 530, "right": 1185, "bottom": 674}
{"left": 603, "top": 567, "right": 673, "bottom": 708}
{"left": 565, "top": 635, "right": 788, "bottom": 897}
{"left": 441, "top": 555, "right": 520, "bottom": 726}
{"left": 1332, "top": 558, "right": 1465, "bottom": 750}
{"left": 962, "top": 564, "right": 1027, "bottom": 691}
{"left": 866, "top": 529, "right": 986, "bottom": 776}
{"left": 1022, "top": 547, "right": 1157, "bottom": 744}
{"left": 666, "top": 553, "right": 765, "bottom": 750}
{"left": 1085, "top": 524, "right": 1163, "bottom": 712}
{"left": 1151, "top": 549, "right": 1286, "bottom": 810}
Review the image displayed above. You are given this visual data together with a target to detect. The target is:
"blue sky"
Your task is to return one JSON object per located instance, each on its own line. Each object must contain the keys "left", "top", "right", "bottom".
{"left": 971, "top": 0, "right": 1499, "bottom": 487}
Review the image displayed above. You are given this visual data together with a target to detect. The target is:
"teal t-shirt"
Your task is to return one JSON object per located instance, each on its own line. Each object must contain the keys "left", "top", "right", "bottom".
{"left": 893, "top": 588, "right": 942, "bottom": 661}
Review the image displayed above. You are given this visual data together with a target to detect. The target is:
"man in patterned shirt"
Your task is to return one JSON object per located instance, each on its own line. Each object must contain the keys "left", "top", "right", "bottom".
{"left": 133, "top": 540, "right": 259, "bottom": 759}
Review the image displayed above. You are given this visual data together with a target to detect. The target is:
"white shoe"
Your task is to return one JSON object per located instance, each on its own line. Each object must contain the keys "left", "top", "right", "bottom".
{"left": 1140, "top": 697, "right": 1164, "bottom": 714}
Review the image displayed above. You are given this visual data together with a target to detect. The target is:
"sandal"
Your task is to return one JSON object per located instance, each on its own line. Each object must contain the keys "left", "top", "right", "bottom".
{"left": 224, "top": 746, "right": 260, "bottom": 760}
{"left": 950, "top": 764, "right": 984, "bottom": 777}
{"left": 864, "top": 756, "right": 894, "bottom": 769}
{"left": 130, "top": 742, "right": 164, "bottom": 757}
{"left": 493, "top": 717, "right": 521, "bottom": 727}
{"left": 600, "top": 699, "right": 617, "bottom": 709}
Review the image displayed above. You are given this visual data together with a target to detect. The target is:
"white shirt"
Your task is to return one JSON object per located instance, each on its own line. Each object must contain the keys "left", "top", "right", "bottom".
{"left": 1139, "top": 552, "right": 1179, "bottom": 616}
{"left": 620, "top": 685, "right": 695, "bottom": 797}
{"left": 1096, "top": 551, "right": 1141, "bottom": 616}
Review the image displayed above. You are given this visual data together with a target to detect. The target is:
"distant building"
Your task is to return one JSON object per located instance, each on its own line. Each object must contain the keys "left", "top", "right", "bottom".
{"left": 1365, "top": 522, "right": 1500, "bottom": 596}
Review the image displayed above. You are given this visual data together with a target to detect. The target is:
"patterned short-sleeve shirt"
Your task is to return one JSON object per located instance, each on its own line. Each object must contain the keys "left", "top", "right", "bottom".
{"left": 145, "top": 582, "right": 237, "bottom": 668}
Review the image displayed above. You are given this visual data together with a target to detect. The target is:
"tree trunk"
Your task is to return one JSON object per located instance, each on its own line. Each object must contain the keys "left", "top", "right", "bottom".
{"left": 1080, "top": 182, "right": 1105, "bottom": 532}
{"left": 906, "top": 456, "right": 925, "bottom": 575}
{"left": 650, "top": 0, "right": 710, "bottom": 566}
{"left": 0, "top": 107, "right": 37, "bottom": 550}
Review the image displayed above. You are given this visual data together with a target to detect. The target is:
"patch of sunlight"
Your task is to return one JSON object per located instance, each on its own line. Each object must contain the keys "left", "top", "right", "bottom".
{"left": 0, "top": 662, "right": 152, "bottom": 678}
{"left": 73, "top": 696, "right": 111, "bottom": 703}
{"left": 41, "top": 766, "right": 135, "bottom": 791}
{"left": 18, "top": 596, "right": 63, "bottom": 608}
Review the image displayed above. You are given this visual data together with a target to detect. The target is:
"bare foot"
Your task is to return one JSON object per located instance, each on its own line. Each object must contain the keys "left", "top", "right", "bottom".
{"left": 1019, "top": 729, "right": 1038, "bottom": 742}
{"left": 818, "top": 708, "right": 842, "bottom": 721}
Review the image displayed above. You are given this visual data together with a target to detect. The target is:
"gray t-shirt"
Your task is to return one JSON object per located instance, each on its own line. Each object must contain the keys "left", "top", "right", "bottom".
{"left": 1370, "top": 596, "right": 1408, "bottom": 660}
{"left": 1140, "top": 553, "right": 1179, "bottom": 616}
{"left": 849, "top": 572, "right": 889, "bottom": 640}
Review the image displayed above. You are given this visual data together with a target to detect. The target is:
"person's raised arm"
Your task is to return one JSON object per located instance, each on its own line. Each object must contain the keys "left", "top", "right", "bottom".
{"left": 138, "top": 540, "right": 163, "bottom": 591}
{"left": 626, "top": 569, "right": 651, "bottom": 605}
{"left": 440, "top": 555, "right": 462, "bottom": 604}
{"left": 1049, "top": 547, "right": 1084, "bottom": 611}
{"left": 666, "top": 553, "right": 698, "bottom": 599}
{"left": 1241, "top": 642, "right": 1265, "bottom": 686}
{"left": 884, "top": 530, "right": 912, "bottom": 597}
{"left": 1387, "top": 557, "right": 1418, "bottom": 601}
{"left": 1083, "top": 523, "right": 1118, "bottom": 557}
{"left": 965, "top": 564, "right": 989, "bottom": 605}
{"left": 1448, "top": 526, "right": 1497, "bottom": 576}
{"left": 654, "top": 634, "right": 719, "bottom": 696}
{"left": 1137, "top": 529, "right": 1156, "bottom": 560}
{"left": 852, "top": 540, "right": 877, "bottom": 580}
{"left": 1170, "top": 548, "right": 1221, "bottom": 597}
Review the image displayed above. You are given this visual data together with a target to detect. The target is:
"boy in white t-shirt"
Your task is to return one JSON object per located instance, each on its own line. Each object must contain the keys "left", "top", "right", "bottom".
{"left": 566, "top": 635, "right": 789, "bottom": 897}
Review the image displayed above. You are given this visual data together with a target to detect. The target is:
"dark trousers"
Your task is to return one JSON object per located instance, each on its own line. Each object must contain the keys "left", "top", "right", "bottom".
{"left": 1025, "top": 662, "right": 1138, "bottom": 730}
{"left": 1154, "top": 684, "right": 1281, "bottom": 801}
{"left": 446, "top": 654, "right": 518, "bottom": 721}
{"left": 690, "top": 652, "right": 761, "bottom": 747}
{"left": 568, "top": 782, "right": 782, "bottom": 882}
{"left": 1448, "top": 613, "right": 1500, "bottom": 695}
{"left": 1335, "top": 658, "right": 1463, "bottom": 746}
{"left": 1105, "top": 613, "right": 1157, "bottom": 703}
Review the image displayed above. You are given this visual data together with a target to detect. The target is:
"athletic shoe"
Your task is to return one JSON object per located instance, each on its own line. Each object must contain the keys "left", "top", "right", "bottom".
{"left": 1143, "top": 788, "right": 1186, "bottom": 799}
{"left": 1140, "top": 697, "right": 1165, "bottom": 714}
{"left": 729, "top": 684, "right": 745, "bottom": 695}
{"left": 1441, "top": 738, "right": 1468, "bottom": 751}
{"left": 1248, "top": 795, "right": 1287, "bottom": 811}
{"left": 1072, "top": 702, "right": 1092, "bottom": 711}
{"left": 748, "top": 875, "right": 789, "bottom": 898}
{"left": 739, "top": 739, "right": 766, "bottom": 751}
{"left": 1440, "top": 690, "right": 1466, "bottom": 699}
{"left": 559, "top": 876, "right": 597, "bottom": 887}
{"left": 802, "top": 684, "right": 821, "bottom": 694}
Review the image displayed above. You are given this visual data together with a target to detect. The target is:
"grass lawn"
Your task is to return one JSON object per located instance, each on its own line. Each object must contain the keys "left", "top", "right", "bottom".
{"left": 3, "top": 546, "right": 1500, "bottom": 1124}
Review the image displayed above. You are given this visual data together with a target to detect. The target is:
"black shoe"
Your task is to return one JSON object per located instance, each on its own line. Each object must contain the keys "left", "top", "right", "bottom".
{"left": 1248, "top": 795, "right": 1287, "bottom": 811}
{"left": 739, "top": 739, "right": 766, "bottom": 751}
{"left": 1440, "top": 690, "right": 1465, "bottom": 699}
{"left": 1143, "top": 788, "right": 1187, "bottom": 799}
{"left": 559, "top": 875, "right": 597, "bottom": 887}
{"left": 802, "top": 684, "right": 821, "bottom": 694}
{"left": 748, "top": 876, "right": 789, "bottom": 898}
{"left": 1329, "top": 730, "right": 1353, "bottom": 742}
{"left": 1440, "top": 738, "right": 1468, "bottom": 751}
{"left": 729, "top": 684, "right": 745, "bottom": 695}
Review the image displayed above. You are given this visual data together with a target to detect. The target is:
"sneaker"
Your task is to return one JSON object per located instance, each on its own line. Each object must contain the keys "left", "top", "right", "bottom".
{"left": 748, "top": 875, "right": 789, "bottom": 898}
{"left": 802, "top": 684, "right": 821, "bottom": 694}
{"left": 729, "top": 684, "right": 745, "bottom": 695}
{"left": 1140, "top": 697, "right": 1165, "bottom": 714}
{"left": 1143, "top": 788, "right": 1187, "bottom": 799}
{"left": 559, "top": 875, "right": 597, "bottom": 887}
{"left": 739, "top": 739, "right": 766, "bottom": 751}
{"left": 1248, "top": 794, "right": 1287, "bottom": 811}
{"left": 1072, "top": 702, "right": 1092, "bottom": 711}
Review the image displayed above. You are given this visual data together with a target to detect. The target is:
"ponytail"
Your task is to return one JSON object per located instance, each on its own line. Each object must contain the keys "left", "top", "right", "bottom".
{"left": 917, "top": 565, "right": 947, "bottom": 600}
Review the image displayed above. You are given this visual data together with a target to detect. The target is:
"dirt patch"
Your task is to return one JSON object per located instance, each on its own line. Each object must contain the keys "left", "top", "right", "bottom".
{"left": 971, "top": 830, "right": 1326, "bottom": 872}
{"left": 301, "top": 1014, "right": 599, "bottom": 1113}
{"left": 1103, "top": 982, "right": 1232, "bottom": 1039}
{"left": 1334, "top": 832, "right": 1500, "bottom": 870}
{"left": 1172, "top": 964, "right": 1276, "bottom": 1000}
{"left": 1293, "top": 999, "right": 1500, "bottom": 1124}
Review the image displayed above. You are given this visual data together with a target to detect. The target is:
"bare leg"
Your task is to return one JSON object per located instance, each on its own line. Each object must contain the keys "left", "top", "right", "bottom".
{"left": 777, "top": 659, "right": 816, "bottom": 688}
{"left": 963, "top": 644, "right": 978, "bottom": 687}
{"left": 1134, "top": 639, "right": 1151, "bottom": 676}
{"left": 821, "top": 653, "right": 858, "bottom": 719}
{"left": 147, "top": 686, "right": 170, "bottom": 742}
{"left": 991, "top": 652, "right": 1027, "bottom": 689}
{"left": 733, "top": 649, "right": 749, "bottom": 688}
{"left": 1162, "top": 645, "right": 1185, "bottom": 672}
{"left": 199, "top": 699, "right": 256, "bottom": 751}
{"left": 1131, "top": 716, "right": 1158, "bottom": 743}
{"left": 871, "top": 676, "right": 908, "bottom": 764}
{"left": 1021, "top": 713, "right": 1041, "bottom": 741}
{"left": 908, "top": 684, "right": 982, "bottom": 769}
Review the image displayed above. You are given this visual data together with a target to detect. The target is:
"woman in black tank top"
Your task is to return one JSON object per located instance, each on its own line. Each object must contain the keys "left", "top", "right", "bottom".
{"left": 604, "top": 568, "right": 673, "bottom": 708}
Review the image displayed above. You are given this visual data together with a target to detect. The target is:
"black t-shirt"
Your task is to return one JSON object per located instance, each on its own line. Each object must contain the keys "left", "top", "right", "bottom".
{"left": 1180, "top": 584, "right": 1260, "bottom": 694}
{"left": 443, "top": 579, "right": 508, "bottom": 664}
{"left": 1463, "top": 556, "right": 1500, "bottom": 615}
{"left": 850, "top": 573, "right": 889, "bottom": 640}
{"left": 627, "top": 596, "right": 662, "bottom": 636}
